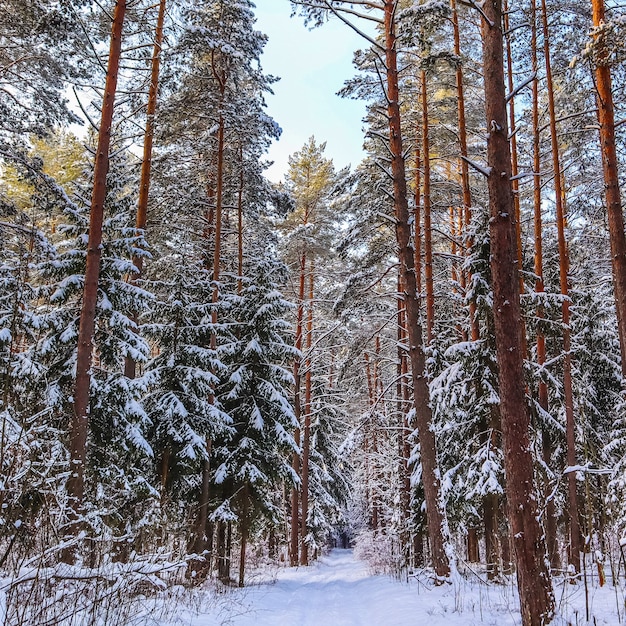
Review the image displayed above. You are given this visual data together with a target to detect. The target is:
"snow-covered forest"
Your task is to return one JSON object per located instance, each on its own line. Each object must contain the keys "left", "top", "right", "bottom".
{"left": 1, "top": 0, "right": 626, "bottom": 624}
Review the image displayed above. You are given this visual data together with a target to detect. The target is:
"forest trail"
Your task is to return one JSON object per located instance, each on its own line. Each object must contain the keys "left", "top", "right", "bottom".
{"left": 191, "top": 549, "right": 519, "bottom": 626}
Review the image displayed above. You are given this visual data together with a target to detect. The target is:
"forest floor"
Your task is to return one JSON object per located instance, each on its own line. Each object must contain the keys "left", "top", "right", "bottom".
{"left": 162, "top": 549, "right": 621, "bottom": 626}
{"left": 2, "top": 548, "right": 620, "bottom": 624}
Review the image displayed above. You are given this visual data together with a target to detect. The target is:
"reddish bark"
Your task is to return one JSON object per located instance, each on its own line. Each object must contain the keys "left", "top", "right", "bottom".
{"left": 480, "top": 1, "right": 554, "bottom": 622}
{"left": 503, "top": 0, "right": 524, "bottom": 296}
{"left": 467, "top": 528, "right": 480, "bottom": 563}
{"left": 530, "top": 0, "right": 559, "bottom": 569}
{"left": 383, "top": 0, "right": 450, "bottom": 579}
{"left": 300, "top": 264, "right": 314, "bottom": 565}
{"left": 540, "top": 0, "right": 581, "bottom": 572}
{"left": 451, "top": 0, "right": 478, "bottom": 342}
{"left": 414, "top": 144, "right": 422, "bottom": 297}
{"left": 67, "top": 0, "right": 127, "bottom": 542}
{"left": 125, "top": 0, "right": 166, "bottom": 379}
{"left": 484, "top": 491, "right": 500, "bottom": 580}
{"left": 133, "top": 0, "right": 165, "bottom": 276}
{"left": 290, "top": 251, "right": 306, "bottom": 566}
{"left": 592, "top": 0, "right": 626, "bottom": 380}
{"left": 421, "top": 69, "right": 434, "bottom": 342}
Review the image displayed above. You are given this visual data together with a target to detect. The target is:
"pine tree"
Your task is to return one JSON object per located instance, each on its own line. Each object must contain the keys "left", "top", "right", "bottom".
{"left": 214, "top": 259, "right": 299, "bottom": 585}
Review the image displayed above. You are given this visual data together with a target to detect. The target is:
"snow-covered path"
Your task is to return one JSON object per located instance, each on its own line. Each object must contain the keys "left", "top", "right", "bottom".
{"left": 187, "top": 549, "right": 522, "bottom": 626}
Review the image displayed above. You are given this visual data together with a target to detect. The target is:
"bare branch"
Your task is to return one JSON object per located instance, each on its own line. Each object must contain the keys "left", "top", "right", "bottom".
{"left": 461, "top": 155, "right": 492, "bottom": 177}
{"left": 506, "top": 72, "right": 536, "bottom": 103}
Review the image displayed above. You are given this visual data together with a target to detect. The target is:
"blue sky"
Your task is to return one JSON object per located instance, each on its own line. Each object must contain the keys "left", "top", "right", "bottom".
{"left": 254, "top": 2, "right": 370, "bottom": 181}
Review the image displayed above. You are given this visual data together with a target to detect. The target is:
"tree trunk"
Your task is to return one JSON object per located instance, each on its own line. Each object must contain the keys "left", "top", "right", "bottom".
{"left": 397, "top": 283, "right": 411, "bottom": 565}
{"left": 239, "top": 483, "right": 249, "bottom": 587}
{"left": 191, "top": 440, "right": 212, "bottom": 555}
{"left": 484, "top": 492, "right": 500, "bottom": 580}
{"left": 451, "top": 0, "right": 477, "bottom": 342}
{"left": 124, "top": 0, "right": 166, "bottom": 379}
{"left": 467, "top": 528, "right": 479, "bottom": 563}
{"left": 503, "top": 0, "right": 524, "bottom": 296}
{"left": 237, "top": 144, "right": 244, "bottom": 295}
{"left": 540, "top": 0, "right": 581, "bottom": 573}
{"left": 530, "top": 0, "right": 559, "bottom": 570}
{"left": 190, "top": 110, "right": 225, "bottom": 559}
{"left": 300, "top": 263, "right": 314, "bottom": 565}
{"left": 290, "top": 251, "right": 306, "bottom": 566}
{"left": 66, "top": 0, "right": 127, "bottom": 557}
{"left": 591, "top": 0, "right": 626, "bottom": 380}
{"left": 414, "top": 144, "right": 422, "bottom": 297}
{"left": 217, "top": 521, "right": 228, "bottom": 582}
{"left": 421, "top": 69, "right": 434, "bottom": 342}
{"left": 383, "top": 0, "right": 450, "bottom": 579}
{"left": 479, "top": 1, "right": 554, "bottom": 623}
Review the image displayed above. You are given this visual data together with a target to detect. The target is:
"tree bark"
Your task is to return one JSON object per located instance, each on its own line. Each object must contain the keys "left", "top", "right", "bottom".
{"left": 540, "top": 0, "right": 581, "bottom": 573}
{"left": 397, "top": 281, "right": 412, "bottom": 565}
{"left": 591, "top": 0, "right": 626, "bottom": 381}
{"left": 451, "top": 0, "right": 478, "bottom": 342}
{"left": 216, "top": 521, "right": 228, "bottom": 581}
{"left": 237, "top": 145, "right": 244, "bottom": 295}
{"left": 503, "top": 0, "right": 524, "bottom": 297}
{"left": 239, "top": 483, "right": 249, "bottom": 587}
{"left": 66, "top": 0, "right": 127, "bottom": 553}
{"left": 124, "top": 0, "right": 166, "bottom": 379}
{"left": 383, "top": 0, "right": 450, "bottom": 579}
{"left": 300, "top": 263, "right": 314, "bottom": 565}
{"left": 421, "top": 69, "right": 434, "bottom": 342}
{"left": 480, "top": 1, "right": 554, "bottom": 622}
{"left": 530, "top": 0, "right": 559, "bottom": 570}
{"left": 484, "top": 491, "right": 500, "bottom": 580}
{"left": 414, "top": 144, "right": 422, "bottom": 298}
{"left": 190, "top": 106, "right": 225, "bottom": 561}
{"left": 290, "top": 251, "right": 306, "bottom": 566}
{"left": 467, "top": 528, "right": 480, "bottom": 563}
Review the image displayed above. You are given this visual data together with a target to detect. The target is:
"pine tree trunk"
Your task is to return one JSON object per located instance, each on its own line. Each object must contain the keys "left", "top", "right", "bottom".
{"left": 190, "top": 103, "right": 225, "bottom": 562}
{"left": 397, "top": 282, "right": 411, "bottom": 565}
{"left": 237, "top": 144, "right": 244, "bottom": 295}
{"left": 531, "top": 0, "right": 559, "bottom": 570}
{"left": 160, "top": 447, "right": 170, "bottom": 501}
{"left": 383, "top": 0, "right": 450, "bottom": 580}
{"left": 467, "top": 528, "right": 479, "bottom": 563}
{"left": 300, "top": 263, "right": 314, "bottom": 565}
{"left": 124, "top": 0, "right": 166, "bottom": 379}
{"left": 503, "top": 0, "right": 524, "bottom": 297}
{"left": 451, "top": 0, "right": 477, "bottom": 342}
{"left": 484, "top": 406, "right": 502, "bottom": 580}
{"left": 414, "top": 144, "right": 422, "bottom": 297}
{"left": 450, "top": 202, "right": 457, "bottom": 290}
{"left": 421, "top": 69, "right": 434, "bottom": 342}
{"left": 290, "top": 252, "right": 306, "bottom": 566}
{"left": 479, "top": 1, "right": 554, "bottom": 622}
{"left": 484, "top": 491, "right": 500, "bottom": 580}
{"left": 66, "top": 0, "right": 127, "bottom": 559}
{"left": 591, "top": 0, "right": 626, "bottom": 381}
{"left": 217, "top": 521, "right": 228, "bottom": 582}
{"left": 191, "top": 440, "right": 212, "bottom": 556}
{"left": 371, "top": 341, "right": 381, "bottom": 532}
{"left": 239, "top": 483, "right": 249, "bottom": 587}
{"left": 540, "top": 0, "right": 581, "bottom": 573}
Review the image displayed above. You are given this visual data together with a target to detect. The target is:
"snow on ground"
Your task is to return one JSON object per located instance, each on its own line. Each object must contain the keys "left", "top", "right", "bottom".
{"left": 163, "top": 549, "right": 620, "bottom": 626}
{"left": 1, "top": 548, "right": 621, "bottom": 625}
